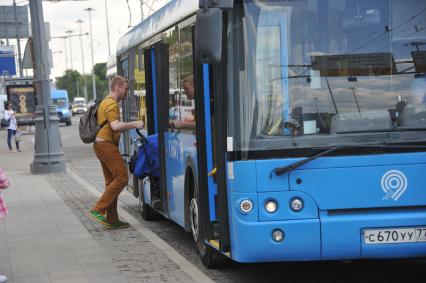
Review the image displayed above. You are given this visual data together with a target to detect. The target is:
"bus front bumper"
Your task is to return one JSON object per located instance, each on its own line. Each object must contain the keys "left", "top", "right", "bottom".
{"left": 229, "top": 198, "right": 426, "bottom": 262}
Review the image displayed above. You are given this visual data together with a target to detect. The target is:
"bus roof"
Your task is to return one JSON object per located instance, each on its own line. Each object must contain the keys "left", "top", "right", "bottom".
{"left": 116, "top": 0, "right": 199, "bottom": 56}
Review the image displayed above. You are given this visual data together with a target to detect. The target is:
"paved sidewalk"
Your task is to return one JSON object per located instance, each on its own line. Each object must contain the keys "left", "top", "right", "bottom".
{"left": 0, "top": 130, "right": 127, "bottom": 283}
{"left": 0, "top": 129, "right": 210, "bottom": 283}
{"left": 0, "top": 172, "right": 128, "bottom": 283}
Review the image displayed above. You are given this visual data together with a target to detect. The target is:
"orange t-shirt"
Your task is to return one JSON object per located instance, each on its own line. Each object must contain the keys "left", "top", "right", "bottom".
{"left": 96, "top": 97, "right": 121, "bottom": 145}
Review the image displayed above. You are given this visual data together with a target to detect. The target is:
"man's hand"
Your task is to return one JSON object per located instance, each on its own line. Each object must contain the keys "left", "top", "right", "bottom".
{"left": 133, "top": 121, "right": 144, "bottom": 129}
{"left": 110, "top": 120, "right": 144, "bottom": 132}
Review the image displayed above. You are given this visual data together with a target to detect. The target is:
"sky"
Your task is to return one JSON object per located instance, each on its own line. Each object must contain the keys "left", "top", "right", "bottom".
{"left": 0, "top": 0, "right": 169, "bottom": 80}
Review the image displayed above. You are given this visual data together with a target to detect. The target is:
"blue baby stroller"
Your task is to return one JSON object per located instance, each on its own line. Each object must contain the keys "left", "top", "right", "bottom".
{"left": 131, "top": 129, "right": 160, "bottom": 179}
{"left": 130, "top": 129, "right": 162, "bottom": 213}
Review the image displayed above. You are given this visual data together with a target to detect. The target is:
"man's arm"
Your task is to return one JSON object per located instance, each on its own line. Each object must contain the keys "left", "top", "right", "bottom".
{"left": 110, "top": 120, "right": 144, "bottom": 132}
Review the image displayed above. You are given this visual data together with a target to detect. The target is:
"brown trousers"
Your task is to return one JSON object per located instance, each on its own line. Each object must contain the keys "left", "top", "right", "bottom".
{"left": 93, "top": 141, "right": 128, "bottom": 223}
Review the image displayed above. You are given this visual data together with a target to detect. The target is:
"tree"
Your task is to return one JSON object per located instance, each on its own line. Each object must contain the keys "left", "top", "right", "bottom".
{"left": 93, "top": 63, "right": 108, "bottom": 100}
{"left": 55, "top": 63, "right": 108, "bottom": 102}
{"left": 94, "top": 63, "right": 107, "bottom": 81}
{"left": 55, "top": 70, "right": 82, "bottom": 101}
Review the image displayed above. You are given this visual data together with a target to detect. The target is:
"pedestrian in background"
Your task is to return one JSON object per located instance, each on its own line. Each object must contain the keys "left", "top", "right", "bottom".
{"left": 3, "top": 103, "right": 20, "bottom": 153}
{"left": 90, "top": 75, "right": 144, "bottom": 229}
{"left": 0, "top": 167, "right": 9, "bottom": 283}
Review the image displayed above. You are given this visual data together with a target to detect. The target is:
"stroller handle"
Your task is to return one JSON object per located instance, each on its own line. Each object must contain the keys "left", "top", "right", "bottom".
{"left": 136, "top": 129, "right": 145, "bottom": 138}
{"left": 135, "top": 129, "right": 146, "bottom": 144}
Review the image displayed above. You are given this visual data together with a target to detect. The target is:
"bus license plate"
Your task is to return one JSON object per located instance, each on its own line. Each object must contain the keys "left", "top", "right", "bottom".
{"left": 364, "top": 227, "right": 426, "bottom": 244}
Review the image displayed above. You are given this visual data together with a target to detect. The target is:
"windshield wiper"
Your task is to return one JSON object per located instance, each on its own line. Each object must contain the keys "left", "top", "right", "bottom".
{"left": 270, "top": 144, "right": 426, "bottom": 178}
{"left": 336, "top": 129, "right": 391, "bottom": 134}
{"left": 337, "top": 127, "right": 426, "bottom": 134}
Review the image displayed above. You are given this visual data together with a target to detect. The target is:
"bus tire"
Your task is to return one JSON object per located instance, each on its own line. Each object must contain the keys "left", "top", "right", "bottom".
{"left": 190, "top": 179, "right": 224, "bottom": 269}
{"left": 138, "top": 179, "right": 157, "bottom": 221}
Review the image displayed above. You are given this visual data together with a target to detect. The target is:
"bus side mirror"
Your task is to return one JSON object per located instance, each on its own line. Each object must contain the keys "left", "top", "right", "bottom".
{"left": 195, "top": 8, "right": 223, "bottom": 64}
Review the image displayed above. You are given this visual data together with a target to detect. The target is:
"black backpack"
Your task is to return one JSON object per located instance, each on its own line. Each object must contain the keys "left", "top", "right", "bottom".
{"left": 79, "top": 101, "right": 108, "bottom": 144}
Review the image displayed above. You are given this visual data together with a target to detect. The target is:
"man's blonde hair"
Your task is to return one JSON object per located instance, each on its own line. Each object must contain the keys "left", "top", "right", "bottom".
{"left": 110, "top": 75, "right": 128, "bottom": 91}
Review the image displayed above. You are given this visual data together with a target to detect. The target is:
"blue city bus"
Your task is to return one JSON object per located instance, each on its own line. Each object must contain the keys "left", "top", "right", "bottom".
{"left": 117, "top": 0, "right": 426, "bottom": 267}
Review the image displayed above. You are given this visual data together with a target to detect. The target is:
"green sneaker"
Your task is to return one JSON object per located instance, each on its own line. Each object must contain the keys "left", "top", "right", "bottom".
{"left": 90, "top": 210, "right": 111, "bottom": 227}
{"left": 108, "top": 221, "right": 130, "bottom": 229}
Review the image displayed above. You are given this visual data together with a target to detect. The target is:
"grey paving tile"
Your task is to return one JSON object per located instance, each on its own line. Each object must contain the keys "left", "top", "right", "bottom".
{"left": 89, "top": 276, "right": 128, "bottom": 283}
{"left": 43, "top": 254, "right": 80, "bottom": 266}
{"left": 39, "top": 244, "right": 72, "bottom": 254}
{"left": 11, "top": 258, "right": 48, "bottom": 277}
{"left": 31, "top": 223, "right": 61, "bottom": 234}
{"left": 7, "top": 241, "right": 39, "bottom": 255}
{"left": 63, "top": 233, "right": 93, "bottom": 242}
{"left": 37, "top": 236, "right": 68, "bottom": 248}
{"left": 58, "top": 224, "right": 88, "bottom": 235}
{"left": 13, "top": 274, "right": 52, "bottom": 283}
{"left": 82, "top": 262, "right": 119, "bottom": 276}
{"left": 6, "top": 231, "right": 35, "bottom": 243}
{"left": 40, "top": 248, "right": 75, "bottom": 262}
{"left": 71, "top": 246, "right": 107, "bottom": 257}
{"left": 9, "top": 252, "right": 43, "bottom": 264}
{"left": 49, "top": 274, "right": 90, "bottom": 283}
{"left": 76, "top": 255, "right": 113, "bottom": 265}
{"left": 46, "top": 263, "right": 84, "bottom": 277}
{"left": 0, "top": 244, "right": 8, "bottom": 256}
{"left": 0, "top": 259, "right": 11, "bottom": 281}
{"left": 5, "top": 224, "right": 32, "bottom": 234}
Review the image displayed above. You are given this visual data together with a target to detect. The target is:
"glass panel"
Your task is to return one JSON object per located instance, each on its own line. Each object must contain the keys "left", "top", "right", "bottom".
{"left": 228, "top": 0, "right": 426, "bottom": 153}
{"left": 179, "top": 25, "right": 196, "bottom": 130}
{"left": 132, "top": 49, "right": 147, "bottom": 129}
{"left": 166, "top": 26, "right": 180, "bottom": 129}
{"left": 120, "top": 58, "right": 129, "bottom": 122}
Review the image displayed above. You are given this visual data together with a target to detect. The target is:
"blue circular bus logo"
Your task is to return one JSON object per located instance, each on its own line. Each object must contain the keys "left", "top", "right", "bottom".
{"left": 381, "top": 170, "right": 408, "bottom": 201}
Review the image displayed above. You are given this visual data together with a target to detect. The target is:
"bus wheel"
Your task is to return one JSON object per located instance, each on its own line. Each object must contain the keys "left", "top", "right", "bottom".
{"left": 138, "top": 179, "right": 156, "bottom": 221}
{"left": 190, "top": 181, "right": 223, "bottom": 269}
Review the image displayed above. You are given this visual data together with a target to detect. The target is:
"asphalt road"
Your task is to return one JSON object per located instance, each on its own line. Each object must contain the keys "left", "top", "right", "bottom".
{"left": 59, "top": 116, "right": 426, "bottom": 283}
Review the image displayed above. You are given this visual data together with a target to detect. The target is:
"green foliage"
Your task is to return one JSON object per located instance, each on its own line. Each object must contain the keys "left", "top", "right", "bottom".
{"left": 55, "top": 63, "right": 108, "bottom": 102}
{"left": 55, "top": 70, "right": 82, "bottom": 101}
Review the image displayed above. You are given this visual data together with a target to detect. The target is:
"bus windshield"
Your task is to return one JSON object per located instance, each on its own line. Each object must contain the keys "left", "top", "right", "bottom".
{"left": 227, "top": 0, "right": 426, "bottom": 154}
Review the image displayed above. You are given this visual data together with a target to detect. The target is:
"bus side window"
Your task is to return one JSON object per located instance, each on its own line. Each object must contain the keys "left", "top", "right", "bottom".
{"left": 179, "top": 25, "right": 196, "bottom": 131}
{"left": 166, "top": 26, "right": 180, "bottom": 130}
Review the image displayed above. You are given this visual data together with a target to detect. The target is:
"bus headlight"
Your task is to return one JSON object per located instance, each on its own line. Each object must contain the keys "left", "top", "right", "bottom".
{"left": 290, "top": 198, "right": 304, "bottom": 212}
{"left": 265, "top": 200, "right": 278, "bottom": 213}
{"left": 272, "top": 229, "right": 284, "bottom": 242}
{"left": 240, "top": 199, "right": 253, "bottom": 214}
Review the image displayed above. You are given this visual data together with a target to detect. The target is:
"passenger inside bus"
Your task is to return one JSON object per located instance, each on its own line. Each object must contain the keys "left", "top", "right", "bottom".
{"left": 169, "top": 75, "right": 196, "bottom": 129}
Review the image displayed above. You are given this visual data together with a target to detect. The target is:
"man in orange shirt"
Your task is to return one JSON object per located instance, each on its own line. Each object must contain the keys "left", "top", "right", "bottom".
{"left": 90, "top": 75, "right": 144, "bottom": 228}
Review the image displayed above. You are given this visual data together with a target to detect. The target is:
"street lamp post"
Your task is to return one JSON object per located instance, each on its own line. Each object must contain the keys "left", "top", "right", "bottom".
{"left": 85, "top": 7, "right": 97, "bottom": 101}
{"left": 65, "top": 30, "right": 73, "bottom": 69}
{"left": 29, "top": 0, "right": 66, "bottom": 174}
{"left": 63, "top": 37, "right": 68, "bottom": 70}
{"left": 76, "top": 19, "right": 88, "bottom": 102}
{"left": 104, "top": 0, "right": 111, "bottom": 56}
{"left": 13, "top": 0, "right": 23, "bottom": 77}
